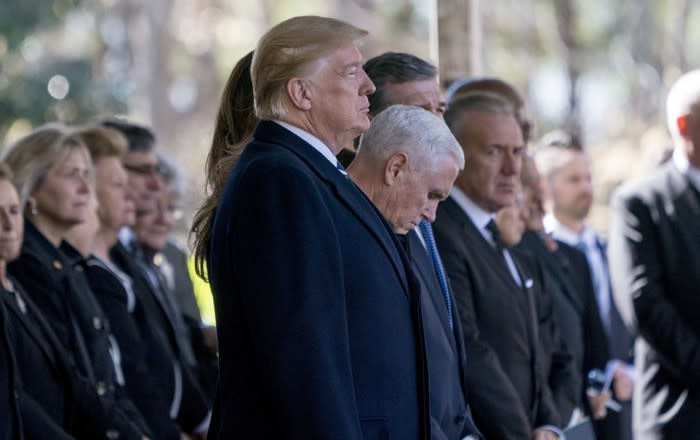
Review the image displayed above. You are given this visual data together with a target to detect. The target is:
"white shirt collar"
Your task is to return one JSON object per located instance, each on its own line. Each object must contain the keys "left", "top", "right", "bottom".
{"left": 543, "top": 213, "right": 597, "bottom": 248}
{"left": 273, "top": 120, "right": 340, "bottom": 169}
{"left": 673, "top": 147, "right": 700, "bottom": 192}
{"left": 450, "top": 187, "right": 494, "bottom": 231}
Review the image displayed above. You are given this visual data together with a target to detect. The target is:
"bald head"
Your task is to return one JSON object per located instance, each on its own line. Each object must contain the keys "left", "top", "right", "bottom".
{"left": 666, "top": 70, "right": 700, "bottom": 167}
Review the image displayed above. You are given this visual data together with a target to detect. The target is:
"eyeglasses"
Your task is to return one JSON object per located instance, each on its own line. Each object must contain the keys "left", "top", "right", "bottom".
{"left": 123, "top": 163, "right": 165, "bottom": 177}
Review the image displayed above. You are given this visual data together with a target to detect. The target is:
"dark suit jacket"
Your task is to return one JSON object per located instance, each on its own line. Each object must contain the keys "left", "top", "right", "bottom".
{"left": 404, "top": 231, "right": 482, "bottom": 440}
{"left": 7, "top": 222, "right": 149, "bottom": 438}
{"left": 84, "top": 256, "right": 182, "bottom": 439}
{"left": 110, "top": 241, "right": 211, "bottom": 433}
{"left": 1, "top": 277, "right": 143, "bottom": 439}
{"left": 433, "top": 196, "right": 560, "bottom": 438}
{"left": 608, "top": 161, "right": 700, "bottom": 439}
{"left": 208, "top": 120, "right": 430, "bottom": 439}
{"left": 0, "top": 289, "right": 21, "bottom": 440}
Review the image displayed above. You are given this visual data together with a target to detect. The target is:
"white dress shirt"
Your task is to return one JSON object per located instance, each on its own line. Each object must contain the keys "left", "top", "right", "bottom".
{"left": 544, "top": 214, "right": 612, "bottom": 335}
{"left": 450, "top": 188, "right": 522, "bottom": 286}
{"left": 273, "top": 120, "right": 345, "bottom": 174}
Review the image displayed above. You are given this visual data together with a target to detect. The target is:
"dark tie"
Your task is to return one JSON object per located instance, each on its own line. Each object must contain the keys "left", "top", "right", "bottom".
{"left": 418, "top": 220, "right": 453, "bottom": 329}
{"left": 485, "top": 219, "right": 505, "bottom": 253}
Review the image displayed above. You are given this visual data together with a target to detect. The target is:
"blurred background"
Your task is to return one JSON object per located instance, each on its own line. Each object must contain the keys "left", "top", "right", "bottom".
{"left": 1, "top": 0, "right": 698, "bottom": 247}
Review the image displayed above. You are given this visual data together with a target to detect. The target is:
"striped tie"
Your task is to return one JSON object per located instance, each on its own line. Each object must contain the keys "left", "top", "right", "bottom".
{"left": 419, "top": 220, "right": 453, "bottom": 329}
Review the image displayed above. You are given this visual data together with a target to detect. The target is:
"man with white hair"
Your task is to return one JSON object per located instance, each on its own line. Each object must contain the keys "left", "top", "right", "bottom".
{"left": 608, "top": 70, "right": 700, "bottom": 439}
{"left": 208, "top": 16, "right": 430, "bottom": 439}
{"left": 349, "top": 104, "right": 480, "bottom": 439}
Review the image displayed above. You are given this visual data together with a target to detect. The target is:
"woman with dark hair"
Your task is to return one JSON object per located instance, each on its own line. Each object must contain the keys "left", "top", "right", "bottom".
{"left": 1, "top": 124, "right": 149, "bottom": 439}
{"left": 190, "top": 51, "right": 257, "bottom": 280}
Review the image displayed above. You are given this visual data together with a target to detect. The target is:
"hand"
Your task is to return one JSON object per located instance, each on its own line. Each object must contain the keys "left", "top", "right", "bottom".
{"left": 495, "top": 205, "right": 525, "bottom": 246}
{"left": 180, "top": 434, "right": 193, "bottom": 440}
{"left": 613, "top": 365, "right": 634, "bottom": 401}
{"left": 534, "top": 428, "right": 559, "bottom": 440}
{"left": 201, "top": 326, "right": 218, "bottom": 353}
{"left": 587, "top": 390, "right": 612, "bottom": 419}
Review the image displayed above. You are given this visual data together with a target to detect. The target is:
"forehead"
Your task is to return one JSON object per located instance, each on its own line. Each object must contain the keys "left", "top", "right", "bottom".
{"left": 53, "top": 147, "right": 90, "bottom": 169}
{"left": 0, "top": 179, "right": 19, "bottom": 204}
{"left": 319, "top": 43, "right": 363, "bottom": 70}
{"left": 385, "top": 79, "right": 440, "bottom": 104}
{"left": 458, "top": 111, "right": 523, "bottom": 147}
{"left": 556, "top": 151, "right": 590, "bottom": 174}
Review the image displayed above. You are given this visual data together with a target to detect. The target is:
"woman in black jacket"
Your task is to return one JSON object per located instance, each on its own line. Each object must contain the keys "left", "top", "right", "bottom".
{"left": 1, "top": 125, "right": 149, "bottom": 439}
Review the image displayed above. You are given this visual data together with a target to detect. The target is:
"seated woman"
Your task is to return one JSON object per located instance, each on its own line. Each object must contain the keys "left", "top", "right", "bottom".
{"left": 1, "top": 124, "right": 149, "bottom": 439}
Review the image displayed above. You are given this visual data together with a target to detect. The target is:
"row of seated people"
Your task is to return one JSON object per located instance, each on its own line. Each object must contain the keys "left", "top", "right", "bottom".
{"left": 0, "top": 120, "right": 216, "bottom": 439}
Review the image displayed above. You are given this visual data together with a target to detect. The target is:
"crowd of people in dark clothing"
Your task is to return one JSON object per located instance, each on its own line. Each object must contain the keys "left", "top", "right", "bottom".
{"left": 0, "top": 121, "right": 216, "bottom": 439}
{"left": 3, "top": 14, "right": 700, "bottom": 440}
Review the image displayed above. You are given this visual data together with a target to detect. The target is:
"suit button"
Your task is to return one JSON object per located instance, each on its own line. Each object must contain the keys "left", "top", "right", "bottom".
{"left": 75, "top": 265, "right": 84, "bottom": 272}
{"left": 96, "top": 381, "right": 106, "bottom": 396}
{"left": 454, "top": 415, "right": 465, "bottom": 424}
{"left": 52, "top": 260, "right": 62, "bottom": 270}
{"left": 106, "top": 429, "right": 120, "bottom": 439}
{"left": 93, "top": 317, "right": 102, "bottom": 330}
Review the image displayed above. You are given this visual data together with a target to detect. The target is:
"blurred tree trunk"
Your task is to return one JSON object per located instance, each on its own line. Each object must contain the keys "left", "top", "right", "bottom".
{"left": 552, "top": 0, "right": 582, "bottom": 143}
{"left": 664, "top": 0, "right": 691, "bottom": 74}
{"left": 437, "top": 0, "right": 482, "bottom": 87}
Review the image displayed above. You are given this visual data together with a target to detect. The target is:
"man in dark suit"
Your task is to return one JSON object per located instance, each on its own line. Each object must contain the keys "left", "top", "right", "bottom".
{"left": 608, "top": 69, "right": 700, "bottom": 439}
{"left": 348, "top": 104, "right": 481, "bottom": 440}
{"left": 207, "top": 16, "right": 430, "bottom": 439}
{"left": 517, "top": 155, "right": 614, "bottom": 431}
{"left": 358, "top": 52, "right": 479, "bottom": 440}
{"left": 537, "top": 131, "right": 634, "bottom": 440}
{"left": 102, "top": 119, "right": 212, "bottom": 436}
{"left": 433, "top": 92, "right": 562, "bottom": 439}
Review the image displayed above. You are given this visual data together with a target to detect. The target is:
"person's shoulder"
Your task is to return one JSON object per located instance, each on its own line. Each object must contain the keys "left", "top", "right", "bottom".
{"left": 610, "top": 162, "right": 675, "bottom": 208}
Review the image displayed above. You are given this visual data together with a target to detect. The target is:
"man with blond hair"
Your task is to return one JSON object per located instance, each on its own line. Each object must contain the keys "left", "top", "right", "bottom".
{"left": 608, "top": 70, "right": 700, "bottom": 439}
{"left": 207, "top": 16, "right": 430, "bottom": 439}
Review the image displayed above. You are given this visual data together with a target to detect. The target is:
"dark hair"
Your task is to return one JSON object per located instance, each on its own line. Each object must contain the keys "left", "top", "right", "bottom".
{"left": 100, "top": 119, "right": 156, "bottom": 152}
{"left": 190, "top": 51, "right": 257, "bottom": 281}
{"left": 446, "top": 77, "right": 532, "bottom": 142}
{"left": 444, "top": 91, "right": 515, "bottom": 138}
{"left": 363, "top": 52, "right": 437, "bottom": 116}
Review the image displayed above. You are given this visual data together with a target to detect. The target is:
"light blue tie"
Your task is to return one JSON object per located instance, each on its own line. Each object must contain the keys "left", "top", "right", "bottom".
{"left": 419, "top": 220, "right": 453, "bottom": 330}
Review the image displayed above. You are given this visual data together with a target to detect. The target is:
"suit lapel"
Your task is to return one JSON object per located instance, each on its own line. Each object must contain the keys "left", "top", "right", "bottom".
{"left": 254, "top": 121, "right": 409, "bottom": 293}
{"left": 407, "top": 231, "right": 457, "bottom": 352}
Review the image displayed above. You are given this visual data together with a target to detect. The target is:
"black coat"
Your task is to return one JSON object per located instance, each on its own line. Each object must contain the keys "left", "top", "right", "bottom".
{"left": 433, "top": 196, "right": 560, "bottom": 438}
{"left": 207, "top": 120, "right": 430, "bottom": 439}
{"left": 84, "top": 255, "right": 182, "bottom": 439}
{"left": 110, "top": 240, "right": 211, "bottom": 433}
{"left": 7, "top": 221, "right": 148, "bottom": 438}
{"left": 404, "top": 230, "right": 482, "bottom": 440}
{"left": 0, "top": 287, "right": 21, "bottom": 440}
{"left": 608, "top": 161, "right": 700, "bottom": 439}
{"left": 1, "top": 277, "right": 142, "bottom": 439}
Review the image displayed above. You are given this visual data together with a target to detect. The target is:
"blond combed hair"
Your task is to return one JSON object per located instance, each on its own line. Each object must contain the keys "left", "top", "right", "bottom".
{"left": 1, "top": 122, "right": 91, "bottom": 208}
{"left": 76, "top": 124, "right": 128, "bottom": 161}
{"left": 252, "top": 15, "right": 368, "bottom": 121}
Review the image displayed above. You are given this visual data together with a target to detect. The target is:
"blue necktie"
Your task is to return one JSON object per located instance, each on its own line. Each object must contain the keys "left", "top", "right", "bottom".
{"left": 336, "top": 161, "right": 348, "bottom": 177}
{"left": 419, "top": 220, "right": 453, "bottom": 329}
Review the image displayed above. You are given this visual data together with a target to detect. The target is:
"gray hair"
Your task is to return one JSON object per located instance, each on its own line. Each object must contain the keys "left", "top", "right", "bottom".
{"left": 666, "top": 69, "right": 700, "bottom": 142}
{"left": 157, "top": 153, "right": 184, "bottom": 199}
{"left": 444, "top": 91, "right": 516, "bottom": 139}
{"left": 358, "top": 104, "right": 464, "bottom": 171}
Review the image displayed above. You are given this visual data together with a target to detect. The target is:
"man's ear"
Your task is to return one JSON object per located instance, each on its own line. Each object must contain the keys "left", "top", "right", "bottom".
{"left": 286, "top": 78, "right": 312, "bottom": 111}
{"left": 677, "top": 115, "right": 689, "bottom": 137}
{"left": 383, "top": 152, "right": 408, "bottom": 185}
